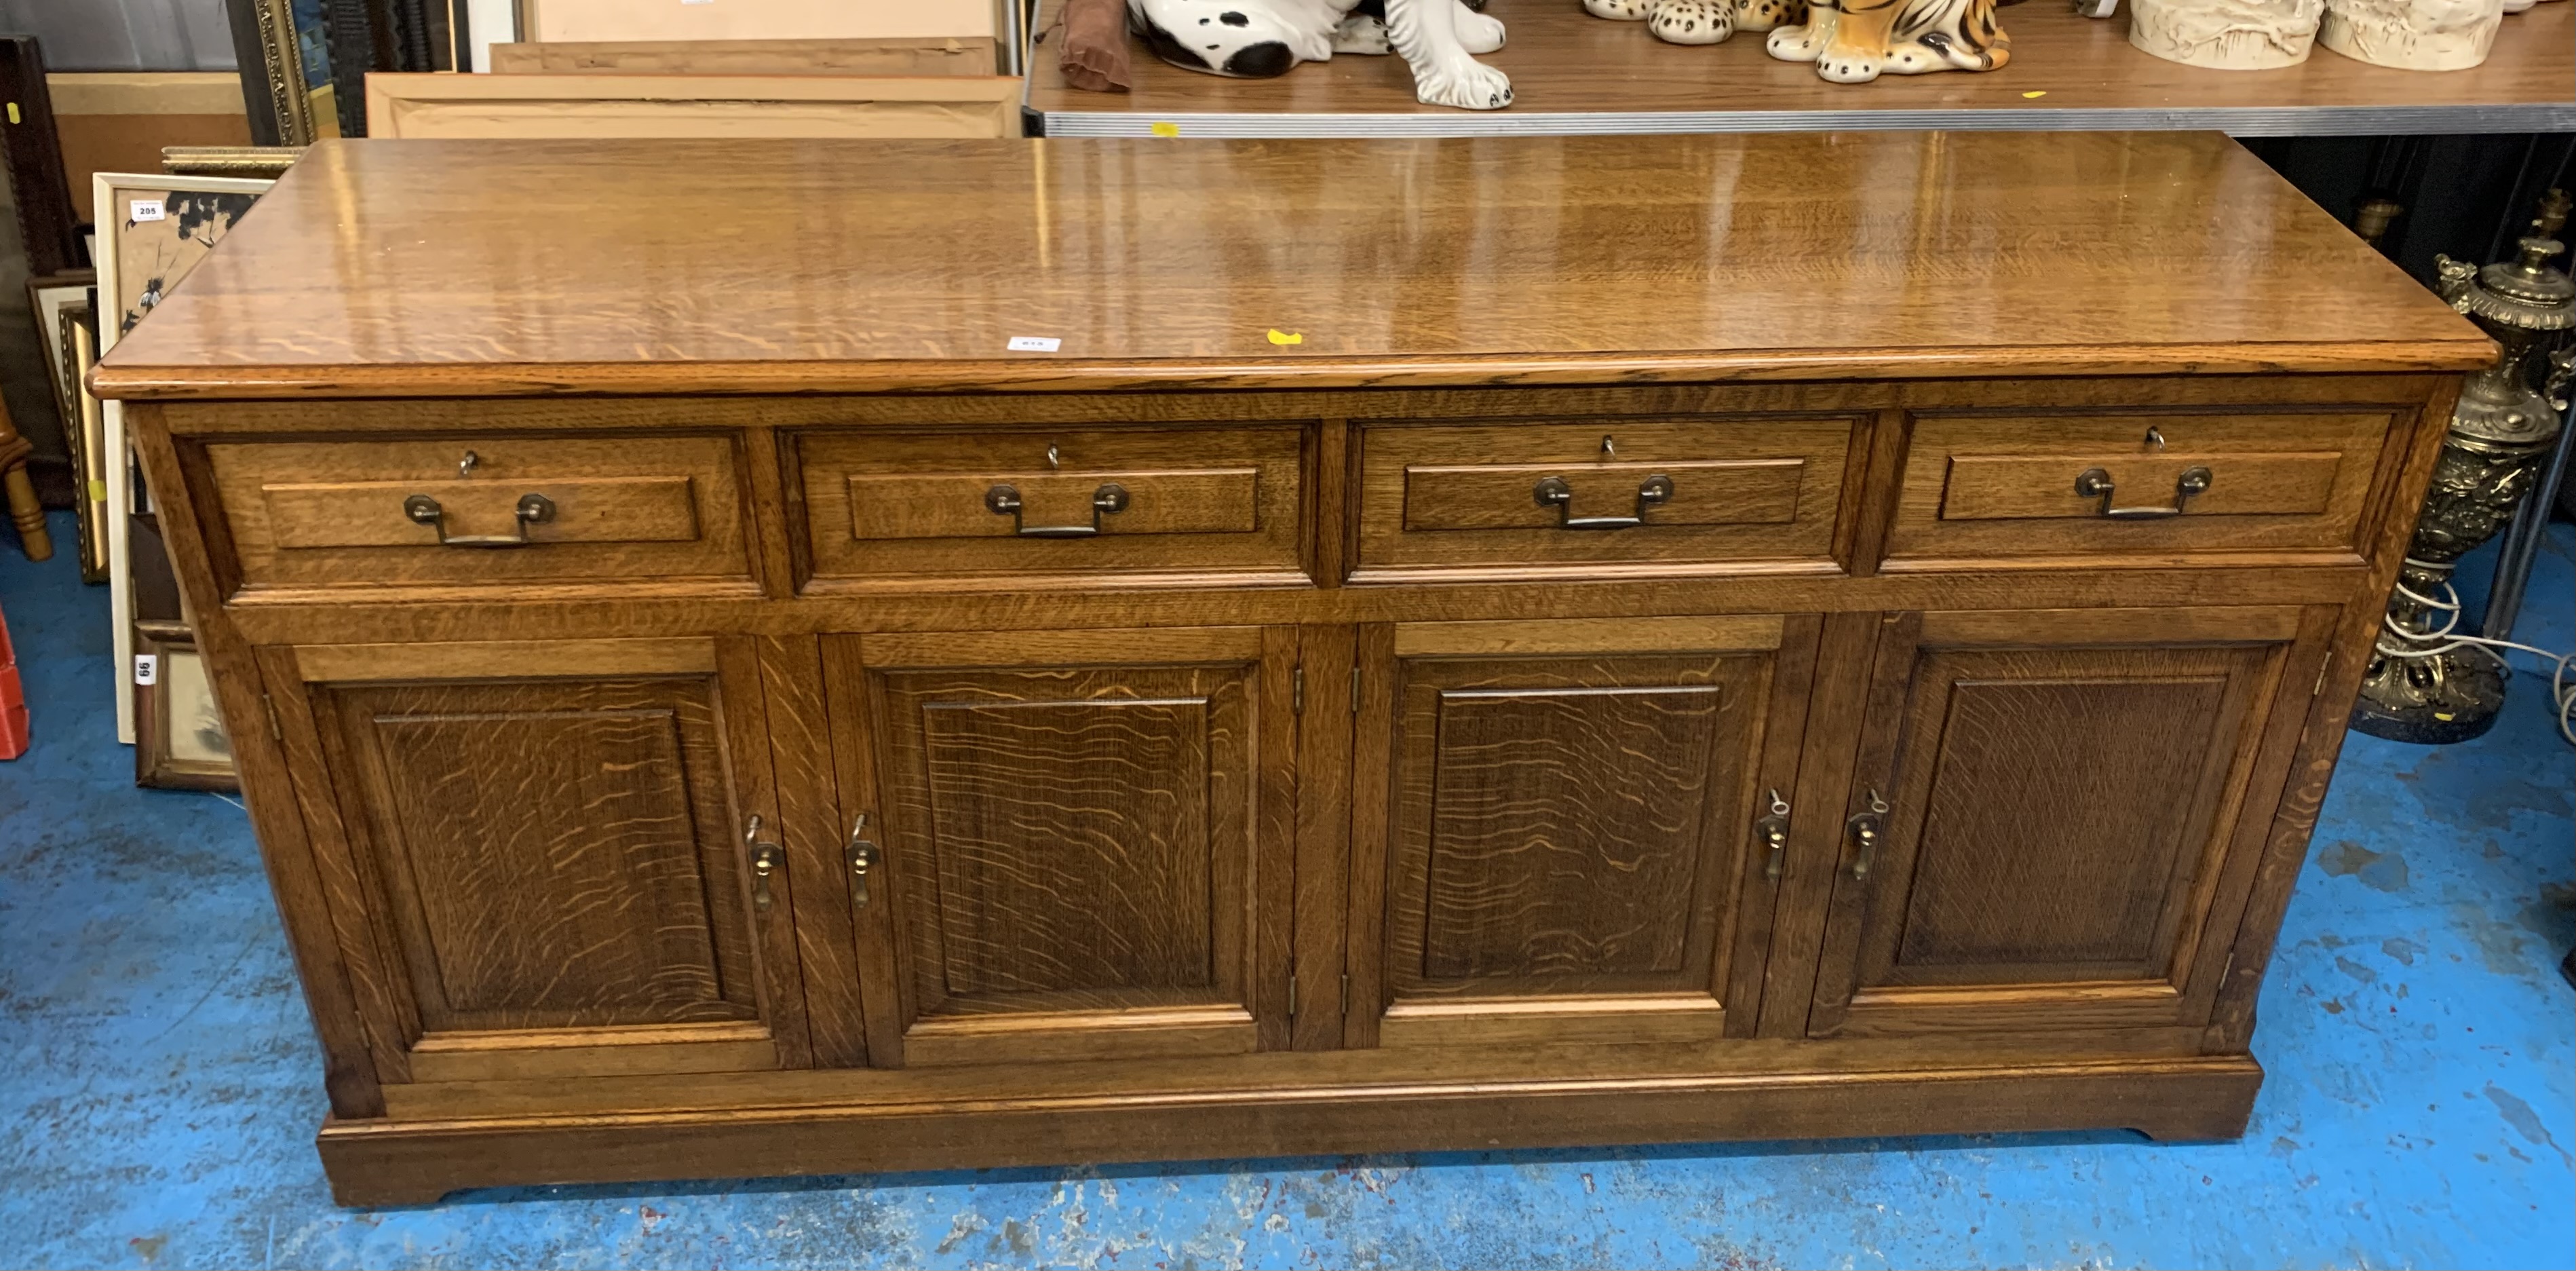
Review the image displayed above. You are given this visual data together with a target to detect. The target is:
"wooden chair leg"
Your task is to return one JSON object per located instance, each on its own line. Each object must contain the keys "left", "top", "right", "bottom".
{"left": 0, "top": 395, "right": 53, "bottom": 563}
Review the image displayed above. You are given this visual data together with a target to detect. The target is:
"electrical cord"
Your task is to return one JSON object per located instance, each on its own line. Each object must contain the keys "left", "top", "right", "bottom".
{"left": 2374, "top": 561, "right": 2576, "bottom": 746}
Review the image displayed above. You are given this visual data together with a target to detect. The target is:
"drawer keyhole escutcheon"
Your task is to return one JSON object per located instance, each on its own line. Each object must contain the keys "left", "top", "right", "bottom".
{"left": 845, "top": 813, "right": 882, "bottom": 910}
{"left": 985, "top": 481, "right": 1130, "bottom": 537}
{"left": 744, "top": 815, "right": 786, "bottom": 913}
{"left": 1532, "top": 472, "right": 1674, "bottom": 530}
{"left": 1756, "top": 789, "right": 1792, "bottom": 881}
{"left": 403, "top": 491, "right": 555, "bottom": 547}
{"left": 1846, "top": 789, "right": 1889, "bottom": 879}
{"left": 457, "top": 449, "right": 479, "bottom": 478}
{"left": 2072, "top": 466, "right": 2212, "bottom": 520}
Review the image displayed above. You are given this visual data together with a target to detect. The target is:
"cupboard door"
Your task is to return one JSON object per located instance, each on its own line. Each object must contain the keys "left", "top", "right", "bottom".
{"left": 1805, "top": 606, "right": 2332, "bottom": 1038}
{"left": 830, "top": 626, "right": 1296, "bottom": 1066}
{"left": 267, "top": 638, "right": 808, "bottom": 1084}
{"left": 1349, "top": 615, "right": 1818, "bottom": 1048}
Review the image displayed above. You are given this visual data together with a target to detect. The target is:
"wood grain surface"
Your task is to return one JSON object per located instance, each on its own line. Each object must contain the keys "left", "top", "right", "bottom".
{"left": 863, "top": 628, "right": 1292, "bottom": 1063}
{"left": 1805, "top": 605, "right": 2309, "bottom": 1038}
{"left": 90, "top": 134, "right": 2488, "bottom": 400}
{"left": 341, "top": 681, "right": 755, "bottom": 1029}
{"left": 1026, "top": 0, "right": 2574, "bottom": 121}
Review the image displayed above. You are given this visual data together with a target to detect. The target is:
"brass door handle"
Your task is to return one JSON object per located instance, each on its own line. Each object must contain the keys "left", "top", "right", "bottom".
{"left": 1846, "top": 789, "right": 1889, "bottom": 879}
{"left": 845, "top": 813, "right": 881, "bottom": 910}
{"left": 985, "top": 481, "right": 1129, "bottom": 537}
{"left": 1756, "top": 788, "right": 1790, "bottom": 881}
{"left": 404, "top": 491, "right": 555, "bottom": 546}
{"left": 1532, "top": 473, "right": 1673, "bottom": 529}
{"left": 744, "top": 814, "right": 786, "bottom": 913}
{"left": 2073, "top": 466, "right": 2211, "bottom": 520}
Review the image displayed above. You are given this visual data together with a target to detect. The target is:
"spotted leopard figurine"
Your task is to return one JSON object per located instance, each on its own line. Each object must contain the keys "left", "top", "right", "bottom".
{"left": 1763, "top": 0, "right": 2010, "bottom": 81}
{"left": 1583, "top": 0, "right": 1809, "bottom": 47}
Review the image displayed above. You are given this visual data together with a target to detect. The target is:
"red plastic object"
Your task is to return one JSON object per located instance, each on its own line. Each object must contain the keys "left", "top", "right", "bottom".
{"left": 0, "top": 601, "right": 24, "bottom": 759}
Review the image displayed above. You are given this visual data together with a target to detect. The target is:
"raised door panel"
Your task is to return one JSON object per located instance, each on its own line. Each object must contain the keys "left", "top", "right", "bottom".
{"left": 1351, "top": 616, "right": 1816, "bottom": 1048}
{"left": 1806, "top": 607, "right": 2330, "bottom": 1038}
{"left": 275, "top": 638, "right": 807, "bottom": 1083}
{"left": 837, "top": 627, "right": 1295, "bottom": 1065}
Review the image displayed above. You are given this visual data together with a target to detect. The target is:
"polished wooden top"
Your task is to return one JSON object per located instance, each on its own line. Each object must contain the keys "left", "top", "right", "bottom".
{"left": 94, "top": 132, "right": 2488, "bottom": 400}
{"left": 1027, "top": 1, "right": 2575, "bottom": 128}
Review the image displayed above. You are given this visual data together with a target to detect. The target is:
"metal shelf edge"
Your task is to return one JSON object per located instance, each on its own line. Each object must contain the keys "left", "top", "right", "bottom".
{"left": 1030, "top": 103, "right": 2576, "bottom": 138}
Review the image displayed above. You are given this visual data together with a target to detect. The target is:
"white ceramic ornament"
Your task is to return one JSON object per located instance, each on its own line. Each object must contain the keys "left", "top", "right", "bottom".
{"left": 2128, "top": 0, "right": 2326, "bottom": 67}
{"left": 2316, "top": 0, "right": 2503, "bottom": 69}
{"left": 1585, "top": 0, "right": 1809, "bottom": 45}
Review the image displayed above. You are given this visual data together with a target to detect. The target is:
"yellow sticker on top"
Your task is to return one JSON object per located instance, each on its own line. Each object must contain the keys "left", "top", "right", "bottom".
{"left": 2021, "top": 90, "right": 2047, "bottom": 98}
{"left": 1150, "top": 121, "right": 1181, "bottom": 138}
{"left": 1267, "top": 328, "right": 1303, "bottom": 345}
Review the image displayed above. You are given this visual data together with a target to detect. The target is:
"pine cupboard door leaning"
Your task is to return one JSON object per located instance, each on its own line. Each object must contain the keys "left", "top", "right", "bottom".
{"left": 1345, "top": 615, "right": 1820, "bottom": 1049}
{"left": 1803, "top": 605, "right": 2339, "bottom": 1038}
{"left": 258, "top": 637, "right": 813, "bottom": 1084}
{"left": 821, "top": 626, "right": 1300, "bottom": 1067}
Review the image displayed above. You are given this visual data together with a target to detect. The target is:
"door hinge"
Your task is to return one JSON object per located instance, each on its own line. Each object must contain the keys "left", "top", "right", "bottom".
{"left": 1350, "top": 665, "right": 1362, "bottom": 714}
{"left": 261, "top": 693, "right": 284, "bottom": 742}
{"left": 1292, "top": 666, "right": 1305, "bottom": 715}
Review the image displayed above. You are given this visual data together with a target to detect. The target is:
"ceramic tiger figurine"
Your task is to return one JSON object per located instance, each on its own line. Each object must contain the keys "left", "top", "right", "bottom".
{"left": 1763, "top": 0, "right": 2010, "bottom": 82}
{"left": 1583, "top": 0, "right": 1809, "bottom": 46}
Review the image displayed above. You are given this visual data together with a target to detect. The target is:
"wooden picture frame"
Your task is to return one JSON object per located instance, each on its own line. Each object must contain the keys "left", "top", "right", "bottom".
{"left": 133, "top": 620, "right": 239, "bottom": 792}
{"left": 0, "top": 37, "right": 85, "bottom": 276}
{"left": 94, "top": 172, "right": 276, "bottom": 744}
{"left": 486, "top": 37, "right": 1000, "bottom": 76}
{"left": 364, "top": 72, "right": 1021, "bottom": 138}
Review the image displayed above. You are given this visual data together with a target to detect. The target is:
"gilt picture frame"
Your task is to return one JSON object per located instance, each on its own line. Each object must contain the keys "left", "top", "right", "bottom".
{"left": 28, "top": 276, "right": 104, "bottom": 582}
{"left": 225, "top": 0, "right": 340, "bottom": 146}
{"left": 94, "top": 172, "right": 275, "bottom": 745}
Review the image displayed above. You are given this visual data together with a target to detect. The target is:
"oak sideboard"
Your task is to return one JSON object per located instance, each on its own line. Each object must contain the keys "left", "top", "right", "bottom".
{"left": 92, "top": 132, "right": 2493, "bottom": 1205}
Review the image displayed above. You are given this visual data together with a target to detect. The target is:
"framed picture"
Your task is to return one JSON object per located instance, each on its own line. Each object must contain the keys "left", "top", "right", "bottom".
{"left": 0, "top": 37, "right": 84, "bottom": 276}
{"left": 48, "top": 294, "right": 108, "bottom": 584}
{"left": 94, "top": 172, "right": 275, "bottom": 745}
{"left": 224, "top": 0, "right": 341, "bottom": 146}
{"left": 365, "top": 72, "right": 1020, "bottom": 139}
{"left": 133, "top": 621, "right": 239, "bottom": 792}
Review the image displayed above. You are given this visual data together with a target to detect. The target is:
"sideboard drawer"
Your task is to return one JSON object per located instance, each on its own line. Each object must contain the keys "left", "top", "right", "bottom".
{"left": 795, "top": 425, "right": 1308, "bottom": 586}
{"left": 205, "top": 433, "right": 752, "bottom": 592}
{"left": 1353, "top": 417, "right": 1856, "bottom": 578}
{"left": 1886, "top": 411, "right": 2398, "bottom": 568}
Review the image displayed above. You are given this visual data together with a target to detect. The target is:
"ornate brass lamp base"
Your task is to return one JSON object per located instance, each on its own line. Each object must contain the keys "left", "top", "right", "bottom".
{"left": 2351, "top": 647, "right": 2505, "bottom": 743}
{"left": 2350, "top": 227, "right": 2572, "bottom": 744}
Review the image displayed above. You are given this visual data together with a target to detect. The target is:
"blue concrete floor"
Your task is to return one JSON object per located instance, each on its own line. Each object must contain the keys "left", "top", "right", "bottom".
{"left": 2, "top": 506, "right": 2569, "bottom": 1270}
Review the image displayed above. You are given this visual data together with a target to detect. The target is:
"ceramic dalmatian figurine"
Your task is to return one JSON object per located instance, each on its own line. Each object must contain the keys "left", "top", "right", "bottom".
{"left": 1127, "top": 0, "right": 1512, "bottom": 109}
{"left": 1582, "top": 0, "right": 1808, "bottom": 45}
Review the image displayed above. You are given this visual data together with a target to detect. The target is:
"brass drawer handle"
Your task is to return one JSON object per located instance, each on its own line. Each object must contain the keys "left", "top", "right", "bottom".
{"left": 1846, "top": 789, "right": 1888, "bottom": 879}
{"left": 985, "top": 481, "right": 1130, "bottom": 537}
{"left": 1533, "top": 472, "right": 1674, "bottom": 529}
{"left": 2073, "top": 466, "right": 2212, "bottom": 520}
{"left": 1756, "top": 788, "right": 1791, "bottom": 881}
{"left": 845, "top": 813, "right": 881, "bottom": 911}
{"left": 744, "top": 814, "right": 786, "bottom": 914}
{"left": 404, "top": 491, "right": 555, "bottom": 547}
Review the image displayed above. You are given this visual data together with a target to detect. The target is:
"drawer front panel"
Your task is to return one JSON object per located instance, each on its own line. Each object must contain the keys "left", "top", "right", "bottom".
{"left": 1355, "top": 417, "right": 1855, "bottom": 577}
{"left": 208, "top": 434, "right": 751, "bottom": 590}
{"left": 799, "top": 426, "right": 1307, "bottom": 585}
{"left": 1887, "top": 412, "right": 2396, "bottom": 566}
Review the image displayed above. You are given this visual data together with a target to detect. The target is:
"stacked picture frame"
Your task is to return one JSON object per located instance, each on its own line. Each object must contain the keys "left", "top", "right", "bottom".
{"left": 89, "top": 169, "right": 280, "bottom": 792}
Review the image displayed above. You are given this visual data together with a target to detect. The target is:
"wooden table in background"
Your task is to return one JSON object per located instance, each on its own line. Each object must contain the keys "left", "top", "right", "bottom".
{"left": 1026, "top": 1, "right": 2576, "bottom": 136}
